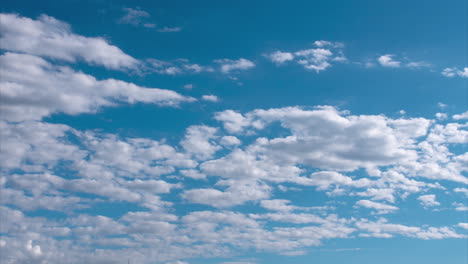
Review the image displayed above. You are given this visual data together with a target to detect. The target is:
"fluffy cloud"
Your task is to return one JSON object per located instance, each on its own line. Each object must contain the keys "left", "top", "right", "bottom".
{"left": 378, "top": 55, "right": 401, "bottom": 67}
{"left": 355, "top": 200, "right": 399, "bottom": 214}
{"left": 267, "top": 51, "right": 294, "bottom": 64}
{"left": 0, "top": 13, "right": 138, "bottom": 70}
{"left": 215, "top": 58, "right": 256, "bottom": 73}
{"left": 0, "top": 52, "right": 194, "bottom": 121}
{"left": 442, "top": 67, "right": 468, "bottom": 78}
{"left": 418, "top": 194, "right": 440, "bottom": 207}
{"left": 266, "top": 41, "right": 346, "bottom": 72}
{"left": 202, "top": 95, "right": 220, "bottom": 102}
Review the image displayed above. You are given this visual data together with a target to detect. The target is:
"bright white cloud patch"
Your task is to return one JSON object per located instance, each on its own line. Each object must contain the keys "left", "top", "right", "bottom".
{"left": 0, "top": 13, "right": 138, "bottom": 70}
{"left": 378, "top": 55, "right": 401, "bottom": 67}
{"left": 442, "top": 67, "right": 468, "bottom": 78}
{"left": 266, "top": 41, "right": 346, "bottom": 72}
{"left": 418, "top": 194, "right": 440, "bottom": 207}
{"left": 215, "top": 58, "right": 256, "bottom": 73}
{"left": 0, "top": 52, "right": 194, "bottom": 121}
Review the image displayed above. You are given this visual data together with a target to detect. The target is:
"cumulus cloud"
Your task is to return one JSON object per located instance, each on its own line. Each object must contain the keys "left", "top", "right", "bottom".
{"left": 442, "top": 67, "right": 468, "bottom": 78}
{"left": 378, "top": 55, "right": 401, "bottom": 68}
{"left": 0, "top": 52, "right": 194, "bottom": 121}
{"left": 215, "top": 58, "right": 256, "bottom": 73}
{"left": 418, "top": 194, "right": 440, "bottom": 207}
{"left": 202, "top": 95, "right": 220, "bottom": 102}
{"left": 0, "top": 13, "right": 138, "bottom": 70}
{"left": 355, "top": 200, "right": 399, "bottom": 214}
{"left": 265, "top": 41, "right": 349, "bottom": 72}
{"left": 267, "top": 51, "right": 294, "bottom": 64}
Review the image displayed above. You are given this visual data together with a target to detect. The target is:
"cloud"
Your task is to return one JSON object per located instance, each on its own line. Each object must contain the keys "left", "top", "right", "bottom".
{"left": 215, "top": 58, "right": 256, "bottom": 74}
{"left": 357, "top": 218, "right": 465, "bottom": 239}
{"left": 119, "top": 7, "right": 150, "bottom": 25}
{"left": 418, "top": 194, "right": 440, "bottom": 207}
{"left": 202, "top": 95, "right": 220, "bottom": 102}
{"left": 267, "top": 51, "right": 294, "bottom": 64}
{"left": 355, "top": 200, "right": 399, "bottom": 214}
{"left": 265, "top": 41, "right": 346, "bottom": 73}
{"left": 453, "top": 111, "right": 468, "bottom": 120}
{"left": 157, "top": 26, "right": 182, "bottom": 32}
{"left": 0, "top": 52, "right": 194, "bottom": 121}
{"left": 377, "top": 55, "right": 401, "bottom": 68}
{"left": 442, "top": 67, "right": 468, "bottom": 78}
{"left": 0, "top": 13, "right": 138, "bottom": 70}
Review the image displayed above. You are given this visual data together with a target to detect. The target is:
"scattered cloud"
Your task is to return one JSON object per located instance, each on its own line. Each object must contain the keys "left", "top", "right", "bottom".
{"left": 215, "top": 58, "right": 256, "bottom": 74}
{"left": 0, "top": 13, "right": 138, "bottom": 70}
{"left": 442, "top": 67, "right": 468, "bottom": 78}
{"left": 202, "top": 95, "right": 220, "bottom": 102}
{"left": 418, "top": 194, "right": 440, "bottom": 207}
{"left": 378, "top": 55, "right": 401, "bottom": 68}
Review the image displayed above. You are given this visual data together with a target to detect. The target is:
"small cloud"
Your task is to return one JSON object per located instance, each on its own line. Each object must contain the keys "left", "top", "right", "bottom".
{"left": 442, "top": 67, "right": 468, "bottom": 78}
{"left": 201, "top": 95, "right": 219, "bottom": 102}
{"left": 157, "top": 26, "right": 182, "bottom": 32}
{"left": 453, "top": 111, "right": 468, "bottom": 120}
{"left": 398, "top": 110, "right": 406, "bottom": 115}
{"left": 183, "top": 84, "right": 193, "bottom": 89}
{"left": 406, "top": 61, "right": 431, "bottom": 69}
{"left": 378, "top": 55, "right": 400, "bottom": 68}
{"left": 437, "top": 102, "right": 447, "bottom": 109}
{"left": 435, "top": 113, "right": 447, "bottom": 120}
{"left": 418, "top": 194, "right": 440, "bottom": 208}
{"left": 119, "top": 7, "right": 150, "bottom": 25}
{"left": 267, "top": 51, "right": 294, "bottom": 65}
{"left": 215, "top": 58, "right": 255, "bottom": 74}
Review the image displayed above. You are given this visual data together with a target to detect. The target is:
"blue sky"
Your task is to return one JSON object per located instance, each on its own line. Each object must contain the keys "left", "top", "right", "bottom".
{"left": 0, "top": 1, "right": 467, "bottom": 263}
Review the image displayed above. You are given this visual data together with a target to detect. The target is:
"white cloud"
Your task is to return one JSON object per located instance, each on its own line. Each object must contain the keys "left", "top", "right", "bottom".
{"left": 202, "top": 95, "right": 220, "bottom": 102}
{"left": 119, "top": 7, "right": 150, "bottom": 25}
{"left": 184, "top": 84, "right": 194, "bottom": 89}
{"left": 378, "top": 55, "right": 401, "bottom": 68}
{"left": 0, "top": 52, "right": 194, "bottom": 121}
{"left": 265, "top": 41, "right": 346, "bottom": 72}
{"left": 357, "top": 218, "right": 465, "bottom": 239}
{"left": 215, "top": 58, "right": 255, "bottom": 73}
{"left": 418, "top": 194, "right": 440, "bottom": 207}
{"left": 355, "top": 200, "right": 399, "bottom": 214}
{"left": 0, "top": 13, "right": 138, "bottom": 70}
{"left": 442, "top": 67, "right": 468, "bottom": 78}
{"left": 453, "top": 111, "right": 468, "bottom": 120}
{"left": 180, "top": 125, "right": 220, "bottom": 160}
{"left": 435, "top": 113, "right": 447, "bottom": 120}
{"left": 267, "top": 51, "right": 294, "bottom": 64}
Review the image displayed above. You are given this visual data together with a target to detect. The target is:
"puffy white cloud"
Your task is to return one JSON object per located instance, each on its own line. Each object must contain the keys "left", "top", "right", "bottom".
{"left": 215, "top": 58, "right": 255, "bottom": 74}
{"left": 357, "top": 218, "right": 465, "bottom": 239}
{"left": 355, "top": 200, "right": 399, "bottom": 214}
{"left": 0, "top": 52, "right": 194, "bottom": 121}
{"left": 202, "top": 95, "right": 220, "bottom": 102}
{"left": 442, "top": 67, "right": 468, "bottom": 78}
{"left": 418, "top": 194, "right": 440, "bottom": 207}
{"left": 265, "top": 41, "right": 346, "bottom": 72}
{"left": 453, "top": 111, "right": 468, "bottom": 120}
{"left": 378, "top": 55, "right": 400, "bottom": 68}
{"left": 181, "top": 125, "right": 220, "bottom": 160}
{"left": 0, "top": 13, "right": 138, "bottom": 70}
{"left": 267, "top": 51, "right": 294, "bottom": 64}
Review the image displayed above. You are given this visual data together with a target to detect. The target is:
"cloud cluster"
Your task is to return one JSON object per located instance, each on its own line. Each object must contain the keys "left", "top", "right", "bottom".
{"left": 266, "top": 40, "right": 346, "bottom": 72}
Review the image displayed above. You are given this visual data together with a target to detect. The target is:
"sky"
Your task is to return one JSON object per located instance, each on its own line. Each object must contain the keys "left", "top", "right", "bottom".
{"left": 0, "top": 0, "right": 467, "bottom": 263}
